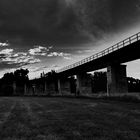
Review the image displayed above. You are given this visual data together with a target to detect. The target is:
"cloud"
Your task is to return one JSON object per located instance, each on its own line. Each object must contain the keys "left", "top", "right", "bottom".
{"left": 0, "top": 42, "right": 9, "bottom": 47}
{"left": 29, "top": 46, "right": 51, "bottom": 56}
{"left": 63, "top": 56, "right": 72, "bottom": 60}
{"left": 11, "top": 52, "right": 27, "bottom": 58}
{"left": 1, "top": 54, "right": 40, "bottom": 66}
{"left": 0, "top": 49, "right": 13, "bottom": 55}
{"left": 77, "top": 49, "right": 94, "bottom": 54}
{"left": 0, "top": 0, "right": 139, "bottom": 47}
{"left": 0, "top": 49, "right": 41, "bottom": 68}
{"left": 47, "top": 52, "right": 71, "bottom": 59}
{"left": 0, "top": 0, "right": 79, "bottom": 45}
{"left": 51, "top": 64, "right": 60, "bottom": 68}
{"left": 0, "top": 45, "right": 71, "bottom": 71}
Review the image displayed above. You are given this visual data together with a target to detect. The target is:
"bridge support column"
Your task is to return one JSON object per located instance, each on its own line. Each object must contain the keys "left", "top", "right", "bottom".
{"left": 57, "top": 79, "right": 62, "bottom": 95}
{"left": 24, "top": 84, "right": 27, "bottom": 95}
{"left": 61, "top": 78, "right": 71, "bottom": 95}
{"left": 107, "top": 64, "right": 128, "bottom": 95}
{"left": 44, "top": 81, "right": 47, "bottom": 93}
{"left": 69, "top": 76, "right": 76, "bottom": 94}
{"left": 13, "top": 81, "right": 16, "bottom": 95}
{"left": 76, "top": 73, "right": 92, "bottom": 96}
{"left": 57, "top": 78, "right": 71, "bottom": 96}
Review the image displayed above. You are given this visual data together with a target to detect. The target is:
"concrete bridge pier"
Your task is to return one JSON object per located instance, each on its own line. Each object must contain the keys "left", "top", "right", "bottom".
{"left": 13, "top": 81, "right": 16, "bottom": 95}
{"left": 44, "top": 80, "right": 56, "bottom": 96}
{"left": 57, "top": 79, "right": 62, "bottom": 95}
{"left": 76, "top": 73, "right": 92, "bottom": 96}
{"left": 69, "top": 76, "right": 76, "bottom": 94}
{"left": 44, "top": 81, "right": 47, "bottom": 93}
{"left": 24, "top": 84, "right": 27, "bottom": 95}
{"left": 57, "top": 78, "right": 71, "bottom": 96}
{"left": 107, "top": 64, "right": 128, "bottom": 95}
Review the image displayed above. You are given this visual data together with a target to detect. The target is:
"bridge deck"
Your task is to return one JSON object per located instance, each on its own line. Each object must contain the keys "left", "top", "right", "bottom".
{"left": 57, "top": 32, "right": 140, "bottom": 76}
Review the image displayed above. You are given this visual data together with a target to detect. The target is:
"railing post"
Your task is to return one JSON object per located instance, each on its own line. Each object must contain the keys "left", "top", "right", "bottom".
{"left": 123, "top": 41, "right": 124, "bottom": 47}
{"left": 117, "top": 44, "right": 119, "bottom": 49}
{"left": 112, "top": 46, "right": 114, "bottom": 52}
{"left": 129, "top": 37, "right": 131, "bottom": 44}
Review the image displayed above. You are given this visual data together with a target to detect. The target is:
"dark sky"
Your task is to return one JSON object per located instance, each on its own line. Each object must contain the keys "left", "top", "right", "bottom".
{"left": 0, "top": 0, "right": 139, "bottom": 44}
{"left": 0, "top": 0, "right": 140, "bottom": 78}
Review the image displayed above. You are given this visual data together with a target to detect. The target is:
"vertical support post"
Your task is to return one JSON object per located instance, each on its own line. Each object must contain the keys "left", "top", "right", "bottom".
{"left": 107, "top": 64, "right": 128, "bottom": 95}
{"left": 58, "top": 79, "right": 61, "bottom": 95}
{"left": 44, "top": 81, "right": 47, "bottom": 94}
{"left": 58, "top": 77, "right": 71, "bottom": 96}
{"left": 70, "top": 76, "right": 76, "bottom": 94}
{"left": 76, "top": 73, "right": 92, "bottom": 96}
{"left": 13, "top": 81, "right": 16, "bottom": 95}
{"left": 76, "top": 74, "right": 81, "bottom": 96}
{"left": 24, "top": 83, "right": 27, "bottom": 95}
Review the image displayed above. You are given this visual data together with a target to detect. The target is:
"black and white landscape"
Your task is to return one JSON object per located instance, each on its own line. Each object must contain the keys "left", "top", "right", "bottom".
{"left": 0, "top": 0, "right": 140, "bottom": 140}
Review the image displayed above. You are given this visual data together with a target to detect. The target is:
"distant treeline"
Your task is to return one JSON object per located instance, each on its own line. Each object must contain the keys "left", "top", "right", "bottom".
{"left": 0, "top": 69, "right": 58, "bottom": 96}
{"left": 0, "top": 69, "right": 29, "bottom": 96}
{"left": 0, "top": 69, "right": 140, "bottom": 96}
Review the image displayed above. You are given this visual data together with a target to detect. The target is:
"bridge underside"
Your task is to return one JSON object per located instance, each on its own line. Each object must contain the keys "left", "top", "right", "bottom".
{"left": 58, "top": 41, "right": 140, "bottom": 77}
{"left": 54, "top": 40, "right": 140, "bottom": 96}
{"left": 56, "top": 65, "right": 128, "bottom": 96}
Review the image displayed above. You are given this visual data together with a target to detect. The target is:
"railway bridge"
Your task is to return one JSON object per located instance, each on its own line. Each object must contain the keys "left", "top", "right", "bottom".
{"left": 56, "top": 32, "right": 140, "bottom": 95}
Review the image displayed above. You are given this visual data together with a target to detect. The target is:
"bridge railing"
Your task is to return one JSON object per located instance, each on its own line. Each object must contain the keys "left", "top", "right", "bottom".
{"left": 57, "top": 32, "right": 140, "bottom": 73}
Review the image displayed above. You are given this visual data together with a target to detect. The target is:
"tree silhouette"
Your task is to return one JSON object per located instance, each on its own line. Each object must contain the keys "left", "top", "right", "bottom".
{"left": 0, "top": 72, "right": 15, "bottom": 96}
{"left": 14, "top": 69, "right": 29, "bottom": 84}
{"left": 127, "top": 77, "right": 140, "bottom": 92}
{"left": 0, "top": 69, "right": 29, "bottom": 96}
{"left": 2, "top": 72, "right": 15, "bottom": 83}
{"left": 14, "top": 69, "right": 29, "bottom": 95}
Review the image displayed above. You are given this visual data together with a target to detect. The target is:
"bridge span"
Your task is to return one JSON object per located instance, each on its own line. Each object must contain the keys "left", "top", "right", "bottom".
{"left": 56, "top": 32, "right": 140, "bottom": 95}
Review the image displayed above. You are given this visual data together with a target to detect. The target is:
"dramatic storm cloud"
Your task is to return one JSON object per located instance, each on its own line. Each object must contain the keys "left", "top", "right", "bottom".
{"left": 0, "top": 0, "right": 80, "bottom": 45}
{"left": 0, "top": 0, "right": 140, "bottom": 78}
{"left": 0, "top": 0, "right": 139, "bottom": 44}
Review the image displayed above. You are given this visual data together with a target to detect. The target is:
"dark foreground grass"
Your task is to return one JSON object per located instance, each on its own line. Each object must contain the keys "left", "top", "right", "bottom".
{"left": 0, "top": 97, "right": 140, "bottom": 140}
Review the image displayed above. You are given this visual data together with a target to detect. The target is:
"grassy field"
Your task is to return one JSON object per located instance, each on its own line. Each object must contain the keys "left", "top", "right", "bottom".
{"left": 0, "top": 97, "right": 139, "bottom": 140}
